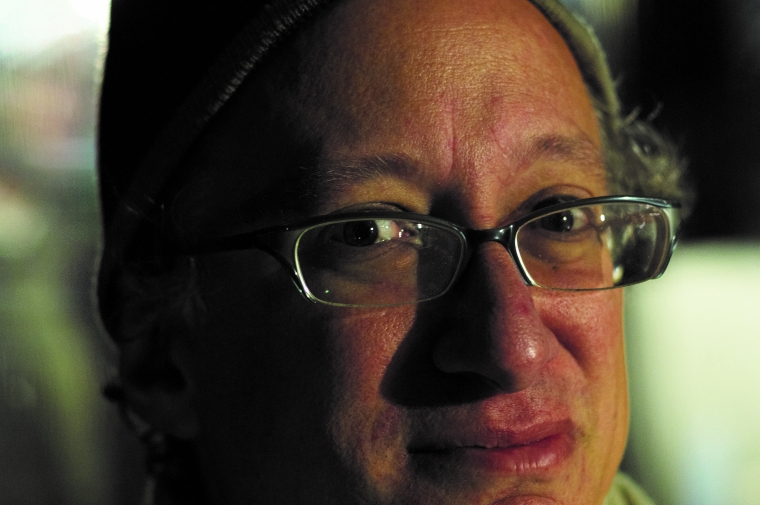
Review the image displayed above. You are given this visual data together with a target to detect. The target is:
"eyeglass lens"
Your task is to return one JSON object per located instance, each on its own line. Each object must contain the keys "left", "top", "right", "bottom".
{"left": 296, "top": 219, "right": 463, "bottom": 306}
{"left": 294, "top": 201, "right": 672, "bottom": 306}
{"left": 515, "top": 202, "right": 670, "bottom": 290}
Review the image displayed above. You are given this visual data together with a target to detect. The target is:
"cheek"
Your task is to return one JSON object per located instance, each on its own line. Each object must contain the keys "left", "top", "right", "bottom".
{"left": 536, "top": 289, "right": 625, "bottom": 381}
{"left": 323, "top": 306, "right": 418, "bottom": 487}
{"left": 540, "top": 289, "right": 627, "bottom": 430}
{"left": 536, "top": 289, "right": 628, "bottom": 488}
{"left": 326, "top": 307, "right": 417, "bottom": 388}
{"left": 191, "top": 255, "right": 422, "bottom": 502}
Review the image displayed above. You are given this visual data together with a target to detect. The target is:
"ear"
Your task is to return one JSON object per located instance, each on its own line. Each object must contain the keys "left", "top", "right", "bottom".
{"left": 118, "top": 328, "right": 200, "bottom": 439}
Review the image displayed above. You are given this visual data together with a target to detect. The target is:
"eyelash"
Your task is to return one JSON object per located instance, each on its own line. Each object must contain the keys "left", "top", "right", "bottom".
{"left": 330, "top": 186, "right": 596, "bottom": 224}
{"left": 519, "top": 186, "right": 596, "bottom": 216}
{"left": 529, "top": 194, "right": 579, "bottom": 212}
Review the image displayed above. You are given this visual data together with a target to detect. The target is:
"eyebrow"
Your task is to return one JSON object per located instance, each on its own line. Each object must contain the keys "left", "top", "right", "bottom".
{"left": 306, "top": 153, "right": 419, "bottom": 207}
{"left": 313, "top": 153, "right": 417, "bottom": 187}
{"left": 309, "top": 134, "right": 606, "bottom": 201}
{"left": 522, "top": 133, "right": 604, "bottom": 170}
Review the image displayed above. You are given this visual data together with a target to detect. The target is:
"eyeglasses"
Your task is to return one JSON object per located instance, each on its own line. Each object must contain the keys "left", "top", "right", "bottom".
{"left": 183, "top": 196, "right": 680, "bottom": 307}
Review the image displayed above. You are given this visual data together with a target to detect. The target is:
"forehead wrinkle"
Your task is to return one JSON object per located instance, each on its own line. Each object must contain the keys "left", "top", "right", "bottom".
{"left": 443, "top": 132, "right": 606, "bottom": 227}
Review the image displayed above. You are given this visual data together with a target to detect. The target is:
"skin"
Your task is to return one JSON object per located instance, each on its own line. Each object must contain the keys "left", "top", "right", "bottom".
{"left": 126, "top": 0, "right": 629, "bottom": 503}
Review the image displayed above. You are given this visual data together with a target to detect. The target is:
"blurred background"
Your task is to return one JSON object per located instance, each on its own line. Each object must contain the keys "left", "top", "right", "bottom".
{"left": 0, "top": 0, "right": 758, "bottom": 504}
{"left": 0, "top": 0, "right": 142, "bottom": 504}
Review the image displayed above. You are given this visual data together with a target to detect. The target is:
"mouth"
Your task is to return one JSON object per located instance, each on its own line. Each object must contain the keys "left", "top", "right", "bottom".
{"left": 407, "top": 420, "right": 576, "bottom": 475}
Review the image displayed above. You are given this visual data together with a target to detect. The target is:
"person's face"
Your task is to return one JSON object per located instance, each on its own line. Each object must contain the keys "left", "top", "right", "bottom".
{"left": 181, "top": 0, "right": 628, "bottom": 503}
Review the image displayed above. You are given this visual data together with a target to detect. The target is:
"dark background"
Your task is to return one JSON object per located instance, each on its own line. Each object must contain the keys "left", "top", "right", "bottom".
{"left": 598, "top": 0, "right": 760, "bottom": 239}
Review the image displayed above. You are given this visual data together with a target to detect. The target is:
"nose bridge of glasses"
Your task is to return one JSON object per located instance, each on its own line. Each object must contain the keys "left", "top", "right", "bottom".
{"left": 467, "top": 225, "right": 513, "bottom": 247}
{"left": 464, "top": 224, "right": 532, "bottom": 285}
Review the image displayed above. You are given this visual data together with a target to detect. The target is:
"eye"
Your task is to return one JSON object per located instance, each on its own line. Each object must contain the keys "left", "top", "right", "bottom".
{"left": 528, "top": 195, "right": 591, "bottom": 234}
{"left": 341, "top": 220, "right": 415, "bottom": 247}
{"left": 342, "top": 220, "right": 379, "bottom": 246}
{"left": 537, "top": 207, "right": 590, "bottom": 233}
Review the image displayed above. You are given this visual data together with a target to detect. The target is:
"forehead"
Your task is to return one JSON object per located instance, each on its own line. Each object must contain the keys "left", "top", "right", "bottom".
{"left": 177, "top": 0, "right": 603, "bottom": 233}
{"left": 294, "top": 0, "right": 599, "bottom": 152}
{"left": 288, "top": 0, "right": 602, "bottom": 216}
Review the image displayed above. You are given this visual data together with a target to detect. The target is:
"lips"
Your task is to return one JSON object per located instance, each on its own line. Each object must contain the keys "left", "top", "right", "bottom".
{"left": 407, "top": 419, "right": 576, "bottom": 475}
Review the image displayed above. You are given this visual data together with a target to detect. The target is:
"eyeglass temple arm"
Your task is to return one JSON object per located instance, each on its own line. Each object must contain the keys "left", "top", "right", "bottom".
{"left": 180, "top": 229, "right": 308, "bottom": 295}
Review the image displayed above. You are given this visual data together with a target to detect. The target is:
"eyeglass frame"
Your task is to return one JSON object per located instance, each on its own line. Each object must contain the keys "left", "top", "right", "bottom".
{"left": 180, "top": 195, "right": 681, "bottom": 307}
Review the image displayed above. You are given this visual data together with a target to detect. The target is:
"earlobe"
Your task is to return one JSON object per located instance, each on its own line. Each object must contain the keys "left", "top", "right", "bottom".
{"left": 119, "top": 333, "right": 200, "bottom": 439}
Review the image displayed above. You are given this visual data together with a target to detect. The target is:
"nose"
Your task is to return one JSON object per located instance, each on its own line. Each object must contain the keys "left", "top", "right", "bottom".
{"left": 432, "top": 242, "right": 559, "bottom": 393}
